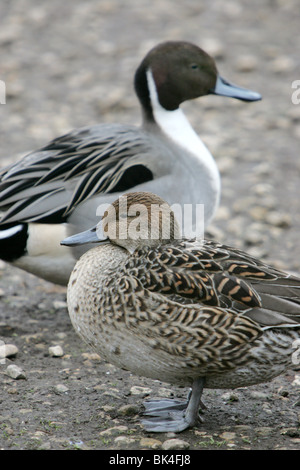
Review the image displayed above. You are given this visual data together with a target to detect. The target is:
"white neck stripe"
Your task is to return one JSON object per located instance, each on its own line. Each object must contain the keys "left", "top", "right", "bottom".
{"left": 146, "top": 69, "right": 214, "bottom": 163}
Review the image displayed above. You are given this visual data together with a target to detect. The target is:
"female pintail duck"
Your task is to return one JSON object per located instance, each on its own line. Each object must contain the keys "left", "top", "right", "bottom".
{"left": 0, "top": 41, "right": 261, "bottom": 285}
{"left": 62, "top": 192, "right": 300, "bottom": 433}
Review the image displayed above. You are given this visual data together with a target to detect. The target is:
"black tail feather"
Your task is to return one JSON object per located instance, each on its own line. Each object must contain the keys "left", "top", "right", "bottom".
{"left": 0, "top": 223, "right": 28, "bottom": 261}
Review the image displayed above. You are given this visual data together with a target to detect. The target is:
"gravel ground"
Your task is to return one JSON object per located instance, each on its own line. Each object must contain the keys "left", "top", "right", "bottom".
{"left": 0, "top": 0, "right": 300, "bottom": 451}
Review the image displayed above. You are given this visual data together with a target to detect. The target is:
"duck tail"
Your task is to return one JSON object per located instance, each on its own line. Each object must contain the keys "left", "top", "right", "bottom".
{"left": 0, "top": 222, "right": 28, "bottom": 262}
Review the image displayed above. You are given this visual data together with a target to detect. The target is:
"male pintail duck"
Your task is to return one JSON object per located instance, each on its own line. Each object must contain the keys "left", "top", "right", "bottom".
{"left": 62, "top": 192, "right": 300, "bottom": 433}
{"left": 0, "top": 41, "right": 261, "bottom": 286}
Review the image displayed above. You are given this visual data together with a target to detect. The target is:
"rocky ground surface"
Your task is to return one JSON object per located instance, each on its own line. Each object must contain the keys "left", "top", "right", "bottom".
{"left": 0, "top": 0, "right": 300, "bottom": 451}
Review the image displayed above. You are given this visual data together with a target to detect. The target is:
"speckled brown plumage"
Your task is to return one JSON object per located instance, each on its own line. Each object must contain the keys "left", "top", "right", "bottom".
{"left": 65, "top": 192, "right": 300, "bottom": 432}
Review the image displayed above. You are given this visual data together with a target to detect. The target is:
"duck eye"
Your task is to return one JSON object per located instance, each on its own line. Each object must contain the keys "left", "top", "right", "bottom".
{"left": 190, "top": 63, "right": 199, "bottom": 70}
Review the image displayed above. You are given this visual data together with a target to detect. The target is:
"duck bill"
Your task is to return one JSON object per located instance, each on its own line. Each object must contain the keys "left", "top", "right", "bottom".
{"left": 211, "top": 75, "right": 262, "bottom": 102}
{"left": 60, "top": 226, "right": 108, "bottom": 247}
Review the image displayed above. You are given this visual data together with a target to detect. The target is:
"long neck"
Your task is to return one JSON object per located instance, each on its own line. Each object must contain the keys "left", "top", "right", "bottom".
{"left": 145, "top": 69, "right": 219, "bottom": 172}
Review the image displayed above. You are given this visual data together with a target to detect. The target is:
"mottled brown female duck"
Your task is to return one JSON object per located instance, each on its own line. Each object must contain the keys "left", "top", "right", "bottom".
{"left": 62, "top": 192, "right": 300, "bottom": 433}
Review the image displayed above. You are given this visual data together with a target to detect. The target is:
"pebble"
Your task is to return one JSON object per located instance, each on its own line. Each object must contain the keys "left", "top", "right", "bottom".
{"left": 250, "top": 391, "right": 270, "bottom": 400}
{"left": 81, "top": 352, "right": 101, "bottom": 361}
{"left": 130, "top": 386, "right": 152, "bottom": 396}
{"left": 6, "top": 364, "right": 26, "bottom": 380}
{"left": 140, "top": 437, "right": 162, "bottom": 449}
{"left": 249, "top": 206, "right": 269, "bottom": 221}
{"left": 56, "top": 332, "right": 67, "bottom": 340}
{"left": 219, "top": 431, "right": 236, "bottom": 442}
{"left": 246, "top": 246, "right": 269, "bottom": 259}
{"left": 99, "top": 425, "right": 128, "bottom": 436}
{"left": 244, "top": 229, "right": 265, "bottom": 246}
{"left": 221, "top": 392, "right": 240, "bottom": 402}
{"left": 0, "top": 343, "right": 19, "bottom": 359}
{"left": 48, "top": 345, "right": 64, "bottom": 357}
{"left": 114, "top": 436, "right": 136, "bottom": 445}
{"left": 52, "top": 300, "right": 67, "bottom": 310}
{"left": 101, "top": 405, "right": 115, "bottom": 412}
{"left": 265, "top": 211, "right": 291, "bottom": 228}
{"left": 215, "top": 206, "right": 231, "bottom": 221}
{"left": 292, "top": 375, "right": 300, "bottom": 387}
{"left": 54, "top": 384, "right": 69, "bottom": 394}
{"left": 281, "top": 428, "right": 300, "bottom": 438}
{"left": 270, "top": 56, "right": 295, "bottom": 73}
{"left": 200, "top": 38, "right": 225, "bottom": 59}
{"left": 162, "top": 438, "right": 190, "bottom": 450}
{"left": 235, "top": 55, "right": 258, "bottom": 72}
{"left": 117, "top": 404, "right": 139, "bottom": 416}
{"left": 255, "top": 426, "right": 273, "bottom": 436}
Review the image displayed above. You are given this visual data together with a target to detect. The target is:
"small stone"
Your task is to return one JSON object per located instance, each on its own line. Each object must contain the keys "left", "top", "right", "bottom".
{"left": 56, "top": 332, "right": 67, "bottom": 340}
{"left": 201, "top": 38, "right": 225, "bottom": 59}
{"left": 215, "top": 206, "right": 231, "bottom": 221}
{"left": 292, "top": 375, "right": 300, "bottom": 387}
{"left": 82, "top": 352, "right": 101, "bottom": 361}
{"left": 48, "top": 345, "right": 64, "bottom": 357}
{"left": 99, "top": 426, "right": 128, "bottom": 436}
{"left": 255, "top": 426, "right": 273, "bottom": 436}
{"left": 53, "top": 384, "right": 69, "bottom": 394}
{"left": 262, "top": 402, "right": 272, "bottom": 414}
{"left": 114, "top": 436, "right": 136, "bottom": 445}
{"left": 235, "top": 425, "right": 252, "bottom": 434}
{"left": 246, "top": 246, "right": 269, "bottom": 259}
{"left": 53, "top": 300, "right": 67, "bottom": 310}
{"left": 101, "top": 405, "right": 115, "bottom": 412}
{"left": 0, "top": 343, "right": 19, "bottom": 359}
{"left": 162, "top": 438, "right": 190, "bottom": 450}
{"left": 270, "top": 56, "right": 295, "bottom": 73}
{"left": 118, "top": 404, "right": 139, "bottom": 416}
{"left": 265, "top": 211, "right": 291, "bottom": 228}
{"left": 114, "top": 436, "right": 136, "bottom": 446}
{"left": 250, "top": 391, "right": 269, "bottom": 400}
{"left": 279, "top": 389, "right": 289, "bottom": 398}
{"left": 235, "top": 55, "right": 258, "bottom": 72}
{"left": 221, "top": 392, "right": 239, "bottom": 402}
{"left": 130, "top": 386, "right": 152, "bottom": 396}
{"left": 281, "top": 427, "right": 300, "bottom": 438}
{"left": 6, "top": 364, "right": 26, "bottom": 380}
{"left": 220, "top": 431, "right": 236, "bottom": 441}
{"left": 249, "top": 206, "right": 269, "bottom": 221}
{"left": 156, "top": 387, "right": 175, "bottom": 398}
{"left": 140, "top": 437, "right": 162, "bottom": 449}
{"left": 244, "top": 230, "right": 265, "bottom": 246}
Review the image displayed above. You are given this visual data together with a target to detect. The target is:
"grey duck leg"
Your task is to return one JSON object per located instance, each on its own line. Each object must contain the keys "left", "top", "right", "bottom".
{"left": 141, "top": 377, "right": 205, "bottom": 433}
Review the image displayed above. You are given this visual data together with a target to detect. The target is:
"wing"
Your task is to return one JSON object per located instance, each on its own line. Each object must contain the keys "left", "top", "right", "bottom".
{"left": 125, "top": 239, "right": 300, "bottom": 328}
{"left": 0, "top": 124, "right": 155, "bottom": 224}
{"left": 107, "top": 273, "right": 263, "bottom": 372}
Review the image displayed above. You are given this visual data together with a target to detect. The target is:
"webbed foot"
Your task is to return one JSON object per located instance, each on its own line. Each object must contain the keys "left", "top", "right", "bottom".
{"left": 141, "top": 377, "right": 206, "bottom": 433}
